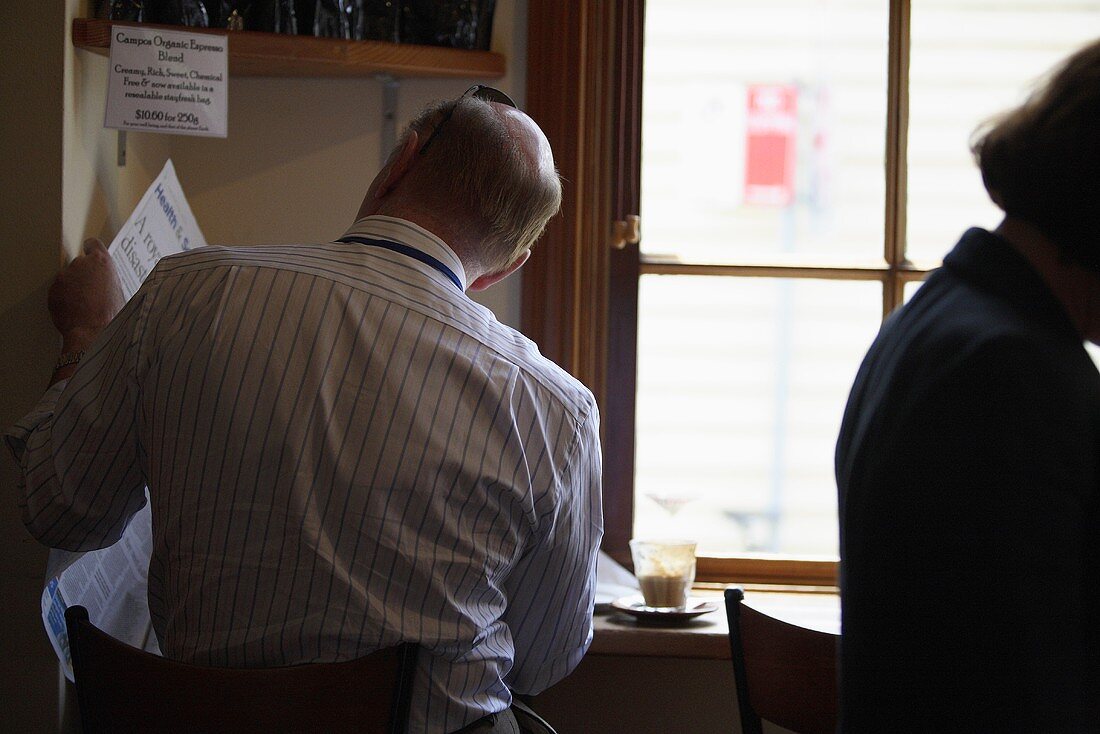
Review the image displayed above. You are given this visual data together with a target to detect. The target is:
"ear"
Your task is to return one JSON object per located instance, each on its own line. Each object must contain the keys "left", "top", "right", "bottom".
{"left": 468, "top": 249, "right": 531, "bottom": 292}
{"left": 374, "top": 130, "right": 421, "bottom": 200}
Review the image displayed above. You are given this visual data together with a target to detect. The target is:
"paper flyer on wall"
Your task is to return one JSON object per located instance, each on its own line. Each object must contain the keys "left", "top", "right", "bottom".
{"left": 42, "top": 159, "right": 205, "bottom": 679}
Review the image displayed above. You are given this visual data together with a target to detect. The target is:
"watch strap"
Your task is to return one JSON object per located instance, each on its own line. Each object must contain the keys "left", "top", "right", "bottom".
{"left": 54, "top": 350, "right": 85, "bottom": 372}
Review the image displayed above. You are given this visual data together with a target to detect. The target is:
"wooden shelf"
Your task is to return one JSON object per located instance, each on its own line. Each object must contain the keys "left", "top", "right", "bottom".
{"left": 72, "top": 18, "right": 505, "bottom": 79}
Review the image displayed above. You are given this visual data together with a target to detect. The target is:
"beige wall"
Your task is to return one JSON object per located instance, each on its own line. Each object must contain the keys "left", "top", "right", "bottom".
{"left": 1, "top": 4, "right": 68, "bottom": 731}
{"left": 57, "top": 0, "right": 527, "bottom": 324}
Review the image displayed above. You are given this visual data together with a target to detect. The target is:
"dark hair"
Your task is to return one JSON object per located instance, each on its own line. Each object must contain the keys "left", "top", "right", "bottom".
{"left": 971, "top": 38, "right": 1100, "bottom": 273}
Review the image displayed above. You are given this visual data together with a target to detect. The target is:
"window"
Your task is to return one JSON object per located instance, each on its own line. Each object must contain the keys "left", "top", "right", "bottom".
{"left": 524, "top": 0, "right": 1100, "bottom": 585}
{"left": 635, "top": 1, "right": 892, "bottom": 565}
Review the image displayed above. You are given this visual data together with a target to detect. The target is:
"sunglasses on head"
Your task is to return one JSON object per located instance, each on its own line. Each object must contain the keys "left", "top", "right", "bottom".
{"left": 418, "top": 85, "right": 518, "bottom": 155}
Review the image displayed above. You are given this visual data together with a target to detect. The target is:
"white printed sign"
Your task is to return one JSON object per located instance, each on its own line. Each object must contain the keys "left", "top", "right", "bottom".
{"left": 105, "top": 25, "right": 228, "bottom": 138}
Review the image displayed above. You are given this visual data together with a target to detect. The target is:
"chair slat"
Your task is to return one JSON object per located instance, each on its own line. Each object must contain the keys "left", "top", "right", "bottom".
{"left": 65, "top": 605, "right": 417, "bottom": 734}
{"left": 725, "top": 587, "right": 839, "bottom": 734}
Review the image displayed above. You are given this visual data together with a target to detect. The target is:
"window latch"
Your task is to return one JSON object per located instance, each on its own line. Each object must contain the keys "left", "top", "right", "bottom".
{"left": 611, "top": 215, "right": 641, "bottom": 250}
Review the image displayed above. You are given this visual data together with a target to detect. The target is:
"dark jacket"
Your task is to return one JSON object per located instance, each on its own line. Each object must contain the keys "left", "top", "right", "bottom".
{"left": 836, "top": 228, "right": 1100, "bottom": 733}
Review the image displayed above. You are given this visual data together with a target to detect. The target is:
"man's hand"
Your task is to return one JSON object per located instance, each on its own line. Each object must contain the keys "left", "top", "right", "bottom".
{"left": 48, "top": 238, "right": 126, "bottom": 353}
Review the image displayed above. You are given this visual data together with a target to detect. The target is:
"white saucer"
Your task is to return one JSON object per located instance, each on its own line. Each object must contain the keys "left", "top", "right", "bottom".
{"left": 610, "top": 594, "right": 720, "bottom": 622}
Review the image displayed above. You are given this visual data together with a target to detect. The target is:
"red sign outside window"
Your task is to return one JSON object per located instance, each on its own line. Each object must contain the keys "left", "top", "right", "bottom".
{"left": 744, "top": 84, "right": 799, "bottom": 206}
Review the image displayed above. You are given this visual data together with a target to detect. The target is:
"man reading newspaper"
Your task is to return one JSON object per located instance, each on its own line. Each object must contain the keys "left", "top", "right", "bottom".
{"left": 6, "top": 91, "right": 602, "bottom": 734}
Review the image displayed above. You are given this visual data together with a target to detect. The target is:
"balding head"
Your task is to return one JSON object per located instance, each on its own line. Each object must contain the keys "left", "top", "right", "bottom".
{"left": 362, "top": 94, "right": 562, "bottom": 279}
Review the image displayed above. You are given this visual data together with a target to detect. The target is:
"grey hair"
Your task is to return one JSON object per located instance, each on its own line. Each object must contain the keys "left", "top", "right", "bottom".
{"left": 400, "top": 97, "right": 563, "bottom": 272}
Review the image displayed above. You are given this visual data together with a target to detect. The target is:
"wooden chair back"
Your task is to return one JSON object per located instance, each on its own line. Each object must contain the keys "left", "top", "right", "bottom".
{"left": 65, "top": 605, "right": 417, "bottom": 734}
{"left": 724, "top": 587, "right": 838, "bottom": 734}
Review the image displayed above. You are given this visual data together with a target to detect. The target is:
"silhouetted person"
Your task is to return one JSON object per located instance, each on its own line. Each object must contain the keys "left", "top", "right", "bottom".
{"left": 836, "top": 39, "right": 1100, "bottom": 733}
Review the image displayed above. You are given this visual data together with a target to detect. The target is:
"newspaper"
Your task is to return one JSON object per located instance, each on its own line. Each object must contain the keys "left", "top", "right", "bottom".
{"left": 42, "top": 501, "right": 159, "bottom": 679}
{"left": 42, "top": 159, "right": 205, "bottom": 679}
{"left": 109, "top": 159, "right": 205, "bottom": 297}
{"left": 593, "top": 550, "right": 641, "bottom": 612}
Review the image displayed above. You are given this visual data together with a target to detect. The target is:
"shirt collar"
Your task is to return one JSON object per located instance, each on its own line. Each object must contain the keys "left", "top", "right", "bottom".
{"left": 341, "top": 215, "right": 468, "bottom": 291}
{"left": 944, "top": 227, "right": 1081, "bottom": 342}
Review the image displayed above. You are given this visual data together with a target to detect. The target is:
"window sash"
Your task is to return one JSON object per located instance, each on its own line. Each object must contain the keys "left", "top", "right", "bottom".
{"left": 525, "top": 0, "right": 915, "bottom": 587}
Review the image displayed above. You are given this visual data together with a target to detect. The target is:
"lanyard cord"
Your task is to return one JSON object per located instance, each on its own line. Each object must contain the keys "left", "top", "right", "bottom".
{"left": 337, "top": 235, "right": 463, "bottom": 291}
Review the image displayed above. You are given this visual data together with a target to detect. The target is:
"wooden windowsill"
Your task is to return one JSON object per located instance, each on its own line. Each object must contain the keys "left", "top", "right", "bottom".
{"left": 589, "top": 587, "right": 839, "bottom": 660}
{"left": 601, "top": 550, "right": 839, "bottom": 588}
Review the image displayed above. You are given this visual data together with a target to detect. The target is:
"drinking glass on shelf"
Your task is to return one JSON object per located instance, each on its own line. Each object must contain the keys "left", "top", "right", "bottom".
{"left": 629, "top": 538, "right": 697, "bottom": 610}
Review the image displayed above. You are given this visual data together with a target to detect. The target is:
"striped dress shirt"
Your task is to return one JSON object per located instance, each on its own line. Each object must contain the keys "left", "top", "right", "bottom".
{"left": 7, "top": 216, "right": 604, "bottom": 733}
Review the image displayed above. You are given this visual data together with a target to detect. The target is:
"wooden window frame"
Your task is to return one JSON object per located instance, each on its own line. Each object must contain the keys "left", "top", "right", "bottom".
{"left": 524, "top": 0, "right": 930, "bottom": 586}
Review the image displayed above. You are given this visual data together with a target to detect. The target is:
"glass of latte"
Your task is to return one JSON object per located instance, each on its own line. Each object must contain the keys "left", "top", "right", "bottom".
{"left": 629, "top": 538, "right": 697, "bottom": 610}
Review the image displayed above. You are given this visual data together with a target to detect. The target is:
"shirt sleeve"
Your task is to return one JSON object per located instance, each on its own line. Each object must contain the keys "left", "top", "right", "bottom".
{"left": 502, "top": 398, "right": 604, "bottom": 694}
{"left": 5, "top": 291, "right": 149, "bottom": 552}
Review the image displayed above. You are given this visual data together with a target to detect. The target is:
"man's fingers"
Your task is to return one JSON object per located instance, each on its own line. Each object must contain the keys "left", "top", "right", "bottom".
{"left": 83, "top": 238, "right": 107, "bottom": 255}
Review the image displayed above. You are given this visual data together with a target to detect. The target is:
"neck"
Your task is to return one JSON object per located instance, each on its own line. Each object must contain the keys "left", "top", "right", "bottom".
{"left": 995, "top": 216, "right": 1100, "bottom": 342}
{"left": 359, "top": 203, "right": 492, "bottom": 281}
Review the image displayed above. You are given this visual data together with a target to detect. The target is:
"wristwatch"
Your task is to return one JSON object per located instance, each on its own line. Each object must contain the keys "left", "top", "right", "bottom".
{"left": 53, "top": 350, "right": 85, "bottom": 372}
